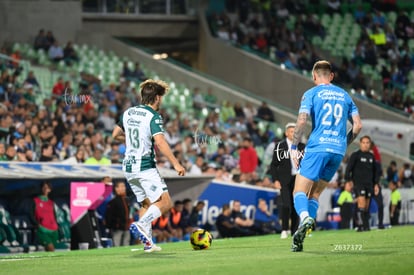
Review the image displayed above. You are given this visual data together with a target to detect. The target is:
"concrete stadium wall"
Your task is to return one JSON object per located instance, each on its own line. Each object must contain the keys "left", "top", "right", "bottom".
{"left": 0, "top": 0, "right": 82, "bottom": 45}
{"left": 82, "top": 14, "right": 198, "bottom": 39}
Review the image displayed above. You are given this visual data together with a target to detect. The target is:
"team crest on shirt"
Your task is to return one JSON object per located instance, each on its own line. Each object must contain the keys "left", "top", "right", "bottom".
{"left": 150, "top": 185, "right": 157, "bottom": 192}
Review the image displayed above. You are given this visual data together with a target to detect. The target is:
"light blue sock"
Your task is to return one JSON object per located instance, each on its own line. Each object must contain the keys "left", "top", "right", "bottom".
{"left": 294, "top": 192, "right": 309, "bottom": 221}
{"left": 308, "top": 198, "right": 319, "bottom": 220}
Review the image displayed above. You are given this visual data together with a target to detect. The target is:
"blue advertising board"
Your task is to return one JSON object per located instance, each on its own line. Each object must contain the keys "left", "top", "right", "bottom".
{"left": 197, "top": 181, "right": 279, "bottom": 226}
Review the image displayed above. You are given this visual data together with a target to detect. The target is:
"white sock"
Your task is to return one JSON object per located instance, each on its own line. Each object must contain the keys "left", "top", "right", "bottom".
{"left": 300, "top": 211, "right": 310, "bottom": 222}
{"left": 138, "top": 205, "right": 161, "bottom": 226}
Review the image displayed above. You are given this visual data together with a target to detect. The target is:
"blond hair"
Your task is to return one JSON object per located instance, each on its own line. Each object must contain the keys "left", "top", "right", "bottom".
{"left": 312, "top": 60, "right": 332, "bottom": 78}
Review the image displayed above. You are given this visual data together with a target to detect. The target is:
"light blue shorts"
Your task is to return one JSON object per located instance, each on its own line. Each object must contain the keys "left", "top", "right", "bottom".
{"left": 298, "top": 152, "right": 343, "bottom": 182}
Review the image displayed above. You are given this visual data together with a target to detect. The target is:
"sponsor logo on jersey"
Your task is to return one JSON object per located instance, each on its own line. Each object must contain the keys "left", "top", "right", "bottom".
{"left": 127, "top": 119, "right": 141, "bottom": 127}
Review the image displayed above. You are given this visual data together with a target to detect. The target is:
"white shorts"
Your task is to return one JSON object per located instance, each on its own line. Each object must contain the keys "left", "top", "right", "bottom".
{"left": 124, "top": 168, "right": 168, "bottom": 203}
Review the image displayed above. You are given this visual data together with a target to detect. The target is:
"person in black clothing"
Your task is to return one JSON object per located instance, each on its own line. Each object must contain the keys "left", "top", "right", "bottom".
{"left": 231, "top": 200, "right": 257, "bottom": 235}
{"left": 188, "top": 201, "right": 205, "bottom": 229}
{"left": 216, "top": 204, "right": 254, "bottom": 238}
{"left": 257, "top": 101, "right": 275, "bottom": 122}
{"left": 38, "top": 143, "right": 55, "bottom": 162}
{"left": 269, "top": 122, "right": 305, "bottom": 238}
{"left": 372, "top": 183, "right": 384, "bottom": 229}
{"left": 105, "top": 181, "right": 131, "bottom": 246}
{"left": 345, "top": 136, "right": 379, "bottom": 232}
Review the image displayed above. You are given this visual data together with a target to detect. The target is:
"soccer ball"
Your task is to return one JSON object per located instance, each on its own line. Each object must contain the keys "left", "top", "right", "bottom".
{"left": 190, "top": 229, "right": 212, "bottom": 250}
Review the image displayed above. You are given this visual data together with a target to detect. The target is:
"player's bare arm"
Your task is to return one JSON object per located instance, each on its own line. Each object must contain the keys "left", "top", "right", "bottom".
{"left": 154, "top": 134, "right": 186, "bottom": 176}
{"left": 112, "top": 125, "right": 125, "bottom": 142}
{"left": 292, "top": 112, "right": 307, "bottom": 146}
{"left": 291, "top": 112, "right": 308, "bottom": 167}
{"left": 347, "top": 114, "right": 362, "bottom": 146}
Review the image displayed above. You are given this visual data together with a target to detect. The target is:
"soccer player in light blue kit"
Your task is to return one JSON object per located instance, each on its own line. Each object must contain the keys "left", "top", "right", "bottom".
{"left": 290, "top": 60, "right": 362, "bottom": 252}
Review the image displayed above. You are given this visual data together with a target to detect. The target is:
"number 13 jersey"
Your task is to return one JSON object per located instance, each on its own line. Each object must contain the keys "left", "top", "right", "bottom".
{"left": 118, "top": 105, "right": 165, "bottom": 172}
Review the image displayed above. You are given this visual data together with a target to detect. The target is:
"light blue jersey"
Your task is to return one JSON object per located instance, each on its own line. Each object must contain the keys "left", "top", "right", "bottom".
{"left": 298, "top": 84, "right": 359, "bottom": 156}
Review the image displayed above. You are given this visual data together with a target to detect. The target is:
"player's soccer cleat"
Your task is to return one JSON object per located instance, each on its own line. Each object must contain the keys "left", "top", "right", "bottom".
{"left": 291, "top": 216, "right": 315, "bottom": 252}
{"left": 144, "top": 244, "right": 162, "bottom": 253}
{"left": 130, "top": 222, "right": 153, "bottom": 247}
{"left": 306, "top": 227, "right": 313, "bottom": 237}
{"left": 280, "top": 230, "right": 289, "bottom": 239}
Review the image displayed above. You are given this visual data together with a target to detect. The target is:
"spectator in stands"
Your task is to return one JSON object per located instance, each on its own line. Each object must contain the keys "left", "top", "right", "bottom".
{"left": 30, "top": 181, "right": 59, "bottom": 252}
{"left": 23, "top": 84, "right": 36, "bottom": 104}
{"left": 61, "top": 147, "right": 85, "bottom": 164}
{"left": 231, "top": 200, "right": 257, "bottom": 234}
{"left": 48, "top": 41, "right": 64, "bottom": 63}
{"left": 15, "top": 137, "right": 32, "bottom": 162}
{"left": 39, "top": 143, "right": 56, "bottom": 162}
{"left": 105, "top": 181, "right": 132, "bottom": 247}
{"left": 121, "top": 61, "right": 131, "bottom": 78}
{"left": 4, "top": 145, "right": 16, "bottom": 161}
{"left": 243, "top": 102, "right": 257, "bottom": 122}
{"left": 337, "top": 181, "right": 355, "bottom": 229}
{"left": 9, "top": 50, "right": 21, "bottom": 71}
{"left": 238, "top": 137, "right": 258, "bottom": 183}
{"left": 254, "top": 198, "right": 280, "bottom": 235}
{"left": 386, "top": 160, "right": 399, "bottom": 183}
{"left": 180, "top": 198, "right": 193, "bottom": 235}
{"left": 389, "top": 180, "right": 401, "bottom": 225}
{"left": 24, "top": 71, "right": 40, "bottom": 88}
{"left": 152, "top": 212, "right": 172, "bottom": 243}
{"left": 0, "top": 143, "right": 7, "bottom": 160}
{"left": 188, "top": 201, "right": 205, "bottom": 229}
{"left": 55, "top": 132, "right": 75, "bottom": 161}
{"left": 220, "top": 101, "right": 236, "bottom": 123}
{"left": 45, "top": 31, "right": 56, "bottom": 50}
{"left": 52, "top": 77, "right": 65, "bottom": 100}
{"left": 130, "top": 62, "right": 147, "bottom": 82}
{"left": 63, "top": 41, "right": 79, "bottom": 66}
{"left": 189, "top": 154, "right": 204, "bottom": 175}
{"left": 33, "top": 29, "right": 48, "bottom": 51}
{"left": 204, "top": 88, "right": 218, "bottom": 109}
{"left": 192, "top": 87, "right": 206, "bottom": 109}
{"left": 84, "top": 147, "right": 111, "bottom": 165}
{"left": 216, "top": 203, "right": 253, "bottom": 238}
{"left": 164, "top": 122, "right": 180, "bottom": 147}
{"left": 398, "top": 163, "right": 413, "bottom": 188}
{"left": 169, "top": 200, "right": 184, "bottom": 241}
{"left": 257, "top": 101, "right": 274, "bottom": 122}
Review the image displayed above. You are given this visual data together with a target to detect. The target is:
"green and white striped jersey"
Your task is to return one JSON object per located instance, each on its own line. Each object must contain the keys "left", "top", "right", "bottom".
{"left": 118, "top": 105, "right": 164, "bottom": 172}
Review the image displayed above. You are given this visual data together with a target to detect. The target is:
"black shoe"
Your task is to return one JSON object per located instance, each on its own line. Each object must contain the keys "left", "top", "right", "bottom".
{"left": 356, "top": 227, "right": 364, "bottom": 232}
{"left": 378, "top": 225, "right": 385, "bottom": 229}
{"left": 291, "top": 217, "right": 315, "bottom": 252}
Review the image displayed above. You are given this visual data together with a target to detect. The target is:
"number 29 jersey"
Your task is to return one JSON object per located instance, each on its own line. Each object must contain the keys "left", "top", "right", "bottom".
{"left": 298, "top": 83, "right": 359, "bottom": 156}
{"left": 118, "top": 105, "right": 164, "bottom": 172}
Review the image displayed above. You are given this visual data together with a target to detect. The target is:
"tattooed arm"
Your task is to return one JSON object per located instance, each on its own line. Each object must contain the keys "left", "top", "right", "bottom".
{"left": 292, "top": 112, "right": 308, "bottom": 148}
{"left": 291, "top": 112, "right": 308, "bottom": 168}
{"left": 347, "top": 114, "right": 362, "bottom": 146}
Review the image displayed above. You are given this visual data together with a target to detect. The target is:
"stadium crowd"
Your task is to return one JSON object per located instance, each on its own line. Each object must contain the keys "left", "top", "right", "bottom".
{"left": 207, "top": 0, "right": 414, "bottom": 117}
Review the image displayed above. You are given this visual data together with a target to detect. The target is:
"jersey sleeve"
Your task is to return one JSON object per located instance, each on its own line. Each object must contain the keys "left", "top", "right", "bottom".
{"left": 150, "top": 114, "right": 164, "bottom": 136}
{"left": 298, "top": 90, "right": 312, "bottom": 114}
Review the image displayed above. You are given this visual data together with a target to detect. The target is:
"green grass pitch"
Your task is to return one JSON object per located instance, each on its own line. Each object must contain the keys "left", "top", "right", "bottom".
{"left": 1, "top": 226, "right": 413, "bottom": 275}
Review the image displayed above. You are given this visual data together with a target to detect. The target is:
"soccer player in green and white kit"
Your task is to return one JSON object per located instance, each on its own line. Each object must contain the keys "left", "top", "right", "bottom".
{"left": 112, "top": 79, "right": 185, "bottom": 253}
